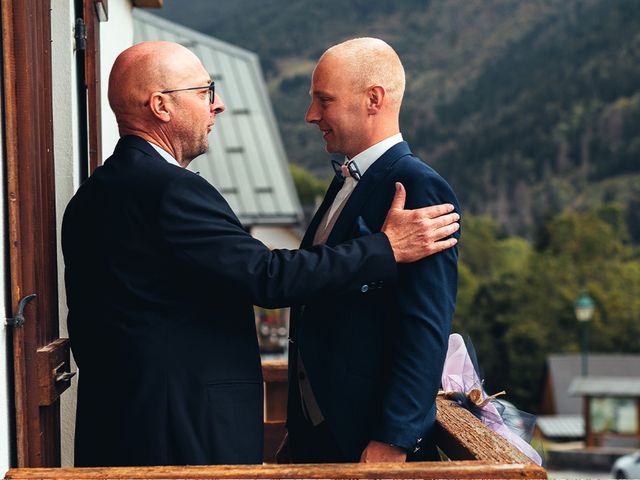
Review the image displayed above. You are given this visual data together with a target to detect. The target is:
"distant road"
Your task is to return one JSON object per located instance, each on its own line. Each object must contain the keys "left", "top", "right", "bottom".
{"left": 548, "top": 469, "right": 612, "bottom": 479}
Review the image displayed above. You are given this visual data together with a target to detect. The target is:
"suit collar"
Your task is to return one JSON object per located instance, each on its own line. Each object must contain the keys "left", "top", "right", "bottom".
{"left": 345, "top": 133, "right": 404, "bottom": 178}
{"left": 325, "top": 141, "right": 412, "bottom": 245}
{"left": 113, "top": 135, "right": 168, "bottom": 164}
{"left": 303, "top": 141, "right": 413, "bottom": 248}
{"left": 147, "top": 142, "right": 180, "bottom": 166}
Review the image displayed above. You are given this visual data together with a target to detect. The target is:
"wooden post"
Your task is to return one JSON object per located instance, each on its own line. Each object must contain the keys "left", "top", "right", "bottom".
{"left": 584, "top": 396, "right": 593, "bottom": 447}
{"left": 262, "top": 360, "right": 288, "bottom": 462}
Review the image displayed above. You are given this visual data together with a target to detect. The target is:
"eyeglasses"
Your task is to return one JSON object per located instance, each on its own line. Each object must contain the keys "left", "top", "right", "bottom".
{"left": 160, "top": 80, "right": 215, "bottom": 104}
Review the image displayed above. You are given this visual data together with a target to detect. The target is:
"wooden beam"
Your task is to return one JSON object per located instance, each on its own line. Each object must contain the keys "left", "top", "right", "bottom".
{"left": 262, "top": 359, "right": 287, "bottom": 382}
{"left": 5, "top": 461, "right": 546, "bottom": 479}
{"left": 132, "top": 0, "right": 163, "bottom": 7}
{"left": 435, "top": 397, "right": 534, "bottom": 464}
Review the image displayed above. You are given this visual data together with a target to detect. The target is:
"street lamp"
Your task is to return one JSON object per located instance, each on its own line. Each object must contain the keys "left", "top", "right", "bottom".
{"left": 574, "top": 290, "right": 595, "bottom": 376}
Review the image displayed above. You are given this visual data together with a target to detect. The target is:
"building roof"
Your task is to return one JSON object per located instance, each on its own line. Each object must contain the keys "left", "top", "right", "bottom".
{"left": 133, "top": 10, "right": 302, "bottom": 227}
{"left": 569, "top": 377, "right": 640, "bottom": 397}
{"left": 536, "top": 415, "right": 584, "bottom": 439}
{"left": 546, "top": 354, "right": 640, "bottom": 415}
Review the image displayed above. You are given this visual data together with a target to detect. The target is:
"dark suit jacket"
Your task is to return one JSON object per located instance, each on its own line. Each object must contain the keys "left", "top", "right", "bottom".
{"left": 61, "top": 135, "right": 398, "bottom": 467}
{"left": 287, "top": 141, "right": 460, "bottom": 462}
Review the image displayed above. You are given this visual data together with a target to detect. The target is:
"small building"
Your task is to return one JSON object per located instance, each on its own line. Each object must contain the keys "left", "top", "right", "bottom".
{"left": 537, "top": 354, "right": 640, "bottom": 442}
{"left": 541, "top": 354, "right": 640, "bottom": 416}
{"left": 569, "top": 377, "right": 640, "bottom": 448}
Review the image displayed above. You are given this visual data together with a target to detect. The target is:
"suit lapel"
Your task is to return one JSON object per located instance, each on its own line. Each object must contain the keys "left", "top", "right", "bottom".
{"left": 326, "top": 142, "right": 413, "bottom": 246}
{"left": 300, "top": 175, "right": 344, "bottom": 248}
{"left": 293, "top": 174, "right": 343, "bottom": 338}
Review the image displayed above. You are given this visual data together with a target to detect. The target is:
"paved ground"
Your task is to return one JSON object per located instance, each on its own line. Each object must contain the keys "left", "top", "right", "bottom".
{"left": 547, "top": 470, "right": 613, "bottom": 479}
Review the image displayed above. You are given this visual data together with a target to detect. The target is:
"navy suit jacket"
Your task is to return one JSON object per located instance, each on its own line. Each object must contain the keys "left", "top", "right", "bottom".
{"left": 61, "top": 135, "right": 398, "bottom": 467}
{"left": 287, "top": 142, "right": 460, "bottom": 461}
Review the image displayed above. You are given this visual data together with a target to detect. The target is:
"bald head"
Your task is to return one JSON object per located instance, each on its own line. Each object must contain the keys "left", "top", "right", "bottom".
{"left": 107, "top": 41, "right": 222, "bottom": 166}
{"left": 319, "top": 37, "right": 405, "bottom": 107}
{"left": 108, "top": 41, "right": 206, "bottom": 132}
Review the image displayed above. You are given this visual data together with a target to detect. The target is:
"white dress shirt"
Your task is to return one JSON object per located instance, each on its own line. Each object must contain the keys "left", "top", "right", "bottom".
{"left": 148, "top": 141, "right": 181, "bottom": 167}
{"left": 324, "top": 133, "right": 403, "bottom": 230}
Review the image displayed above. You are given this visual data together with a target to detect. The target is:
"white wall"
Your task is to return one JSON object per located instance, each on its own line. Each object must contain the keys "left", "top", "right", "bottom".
{"left": 250, "top": 226, "right": 303, "bottom": 250}
{"left": 51, "top": 0, "right": 81, "bottom": 467}
{"left": 0, "top": 41, "right": 12, "bottom": 475}
{"left": 100, "top": 1, "right": 134, "bottom": 160}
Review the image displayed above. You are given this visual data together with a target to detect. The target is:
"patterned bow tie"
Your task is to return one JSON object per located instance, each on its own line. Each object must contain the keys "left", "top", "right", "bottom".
{"left": 331, "top": 159, "right": 361, "bottom": 181}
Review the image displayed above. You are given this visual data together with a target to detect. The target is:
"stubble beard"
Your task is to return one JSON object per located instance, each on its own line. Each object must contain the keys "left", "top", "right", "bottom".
{"left": 182, "top": 129, "right": 210, "bottom": 163}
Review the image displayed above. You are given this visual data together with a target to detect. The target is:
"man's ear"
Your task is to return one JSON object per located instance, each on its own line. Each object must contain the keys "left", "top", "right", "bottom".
{"left": 148, "top": 92, "right": 172, "bottom": 123}
{"left": 366, "top": 85, "right": 385, "bottom": 114}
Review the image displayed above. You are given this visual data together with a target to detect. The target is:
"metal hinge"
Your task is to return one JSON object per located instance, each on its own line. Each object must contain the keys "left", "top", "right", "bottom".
{"left": 6, "top": 294, "right": 36, "bottom": 327}
{"left": 75, "top": 18, "right": 87, "bottom": 51}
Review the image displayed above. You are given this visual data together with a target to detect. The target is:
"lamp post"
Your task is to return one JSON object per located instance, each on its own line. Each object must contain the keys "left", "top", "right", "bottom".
{"left": 574, "top": 290, "right": 595, "bottom": 377}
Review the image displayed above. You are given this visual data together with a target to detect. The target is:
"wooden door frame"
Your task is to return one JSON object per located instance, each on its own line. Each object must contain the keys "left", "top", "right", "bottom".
{"left": 84, "top": 0, "right": 103, "bottom": 174}
{"left": 2, "top": 0, "right": 61, "bottom": 467}
{"left": 1, "top": 0, "right": 169, "bottom": 468}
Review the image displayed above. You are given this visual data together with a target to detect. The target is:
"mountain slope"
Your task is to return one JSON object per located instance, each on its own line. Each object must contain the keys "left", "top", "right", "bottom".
{"left": 156, "top": 0, "right": 640, "bottom": 235}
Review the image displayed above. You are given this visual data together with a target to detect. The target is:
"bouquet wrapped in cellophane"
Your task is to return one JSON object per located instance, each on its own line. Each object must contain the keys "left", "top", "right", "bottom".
{"left": 440, "top": 333, "right": 542, "bottom": 465}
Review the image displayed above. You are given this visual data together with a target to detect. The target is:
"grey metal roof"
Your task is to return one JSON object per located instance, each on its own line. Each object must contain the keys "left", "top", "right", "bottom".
{"left": 133, "top": 10, "right": 302, "bottom": 226}
{"left": 546, "top": 354, "right": 640, "bottom": 415}
{"left": 569, "top": 377, "right": 640, "bottom": 397}
{"left": 536, "top": 415, "right": 584, "bottom": 439}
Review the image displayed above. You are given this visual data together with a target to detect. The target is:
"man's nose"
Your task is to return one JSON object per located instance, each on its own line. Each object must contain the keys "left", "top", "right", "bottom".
{"left": 305, "top": 102, "right": 319, "bottom": 124}
{"left": 211, "top": 94, "right": 225, "bottom": 114}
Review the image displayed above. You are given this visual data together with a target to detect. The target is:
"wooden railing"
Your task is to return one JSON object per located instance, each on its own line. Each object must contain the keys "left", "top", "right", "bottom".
{"left": 4, "top": 360, "right": 547, "bottom": 479}
{"left": 260, "top": 360, "right": 546, "bottom": 479}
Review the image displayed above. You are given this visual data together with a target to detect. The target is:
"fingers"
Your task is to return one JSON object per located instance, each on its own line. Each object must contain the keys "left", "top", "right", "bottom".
{"left": 388, "top": 182, "right": 407, "bottom": 211}
{"left": 431, "top": 212, "right": 460, "bottom": 229}
{"left": 419, "top": 202, "right": 456, "bottom": 218}
{"left": 429, "top": 237, "right": 458, "bottom": 255}
{"left": 437, "top": 222, "right": 460, "bottom": 238}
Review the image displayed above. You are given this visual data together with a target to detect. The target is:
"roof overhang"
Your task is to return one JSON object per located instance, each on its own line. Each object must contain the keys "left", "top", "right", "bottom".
{"left": 569, "top": 377, "right": 640, "bottom": 397}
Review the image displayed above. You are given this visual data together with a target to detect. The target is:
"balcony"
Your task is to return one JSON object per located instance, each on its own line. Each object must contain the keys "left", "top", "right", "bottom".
{"left": 4, "top": 360, "right": 546, "bottom": 479}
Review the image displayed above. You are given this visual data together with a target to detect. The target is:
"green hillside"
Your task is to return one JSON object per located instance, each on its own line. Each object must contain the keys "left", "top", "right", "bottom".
{"left": 157, "top": 0, "right": 640, "bottom": 237}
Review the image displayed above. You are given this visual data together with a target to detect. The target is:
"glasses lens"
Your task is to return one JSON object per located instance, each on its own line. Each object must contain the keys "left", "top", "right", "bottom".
{"left": 209, "top": 82, "right": 215, "bottom": 104}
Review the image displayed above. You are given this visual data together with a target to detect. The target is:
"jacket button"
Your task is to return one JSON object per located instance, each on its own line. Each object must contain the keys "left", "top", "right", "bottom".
{"left": 361, "top": 284, "right": 369, "bottom": 293}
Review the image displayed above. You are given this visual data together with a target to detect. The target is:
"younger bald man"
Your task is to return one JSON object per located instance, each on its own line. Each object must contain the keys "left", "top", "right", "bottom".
{"left": 285, "top": 38, "right": 460, "bottom": 463}
{"left": 62, "top": 41, "right": 459, "bottom": 467}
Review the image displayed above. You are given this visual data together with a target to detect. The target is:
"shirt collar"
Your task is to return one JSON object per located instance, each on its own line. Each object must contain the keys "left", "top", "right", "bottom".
{"left": 346, "top": 133, "right": 403, "bottom": 177}
{"left": 147, "top": 141, "right": 181, "bottom": 167}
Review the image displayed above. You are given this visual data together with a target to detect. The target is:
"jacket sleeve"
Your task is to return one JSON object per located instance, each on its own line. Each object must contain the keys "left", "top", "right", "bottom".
{"left": 158, "top": 173, "right": 397, "bottom": 308}
{"left": 372, "top": 171, "right": 460, "bottom": 452}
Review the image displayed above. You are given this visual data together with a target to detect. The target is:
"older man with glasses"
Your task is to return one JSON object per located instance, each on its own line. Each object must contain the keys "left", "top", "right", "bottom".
{"left": 61, "top": 41, "right": 459, "bottom": 467}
